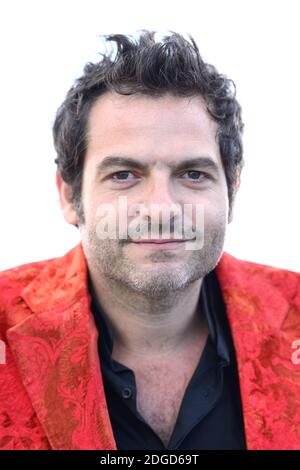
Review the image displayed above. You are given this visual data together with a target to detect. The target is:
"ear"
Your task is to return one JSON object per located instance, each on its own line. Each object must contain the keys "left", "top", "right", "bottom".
{"left": 56, "top": 170, "right": 80, "bottom": 226}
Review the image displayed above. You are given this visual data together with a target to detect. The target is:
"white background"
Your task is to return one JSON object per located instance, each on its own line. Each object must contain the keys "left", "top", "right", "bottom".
{"left": 0, "top": 0, "right": 299, "bottom": 272}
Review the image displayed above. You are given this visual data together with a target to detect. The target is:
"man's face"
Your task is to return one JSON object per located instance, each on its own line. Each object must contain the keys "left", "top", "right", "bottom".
{"left": 75, "top": 92, "right": 230, "bottom": 297}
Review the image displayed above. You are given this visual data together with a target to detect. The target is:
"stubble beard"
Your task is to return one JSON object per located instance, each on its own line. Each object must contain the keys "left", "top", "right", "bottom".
{"left": 81, "top": 220, "right": 227, "bottom": 299}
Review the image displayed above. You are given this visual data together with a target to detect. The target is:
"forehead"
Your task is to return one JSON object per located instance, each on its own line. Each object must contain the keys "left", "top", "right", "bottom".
{"left": 85, "top": 92, "right": 220, "bottom": 167}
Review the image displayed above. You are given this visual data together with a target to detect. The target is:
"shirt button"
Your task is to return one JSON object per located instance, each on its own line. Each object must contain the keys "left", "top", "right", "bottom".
{"left": 122, "top": 387, "right": 132, "bottom": 399}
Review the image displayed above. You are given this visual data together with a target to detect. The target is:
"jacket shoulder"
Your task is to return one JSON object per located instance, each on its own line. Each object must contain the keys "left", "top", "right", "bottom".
{"left": 0, "top": 251, "right": 74, "bottom": 334}
{"left": 217, "top": 252, "right": 300, "bottom": 331}
{"left": 0, "top": 257, "right": 57, "bottom": 299}
{"left": 221, "top": 250, "right": 299, "bottom": 273}
{"left": 220, "top": 251, "right": 300, "bottom": 293}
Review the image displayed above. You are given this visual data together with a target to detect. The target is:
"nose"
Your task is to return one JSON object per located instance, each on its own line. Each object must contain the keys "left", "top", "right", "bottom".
{"left": 140, "top": 172, "right": 181, "bottom": 228}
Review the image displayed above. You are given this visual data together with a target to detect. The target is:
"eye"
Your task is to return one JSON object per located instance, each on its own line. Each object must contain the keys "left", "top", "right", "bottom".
{"left": 111, "top": 171, "right": 136, "bottom": 182}
{"left": 181, "top": 170, "right": 209, "bottom": 182}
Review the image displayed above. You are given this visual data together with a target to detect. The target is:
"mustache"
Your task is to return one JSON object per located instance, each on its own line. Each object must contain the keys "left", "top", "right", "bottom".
{"left": 119, "top": 216, "right": 199, "bottom": 242}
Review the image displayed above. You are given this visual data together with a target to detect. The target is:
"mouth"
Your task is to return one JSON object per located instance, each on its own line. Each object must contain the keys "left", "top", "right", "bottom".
{"left": 129, "top": 239, "right": 194, "bottom": 250}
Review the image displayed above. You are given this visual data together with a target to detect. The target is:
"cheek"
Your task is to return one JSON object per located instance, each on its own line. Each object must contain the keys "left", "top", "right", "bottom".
{"left": 204, "top": 206, "right": 228, "bottom": 236}
{"left": 195, "top": 195, "right": 228, "bottom": 232}
{"left": 81, "top": 185, "right": 110, "bottom": 225}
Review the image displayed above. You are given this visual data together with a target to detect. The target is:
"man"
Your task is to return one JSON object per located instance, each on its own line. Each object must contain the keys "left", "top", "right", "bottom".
{"left": 0, "top": 31, "right": 300, "bottom": 451}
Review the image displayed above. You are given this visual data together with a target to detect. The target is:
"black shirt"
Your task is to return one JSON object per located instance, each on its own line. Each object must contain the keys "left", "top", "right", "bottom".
{"left": 88, "top": 270, "right": 246, "bottom": 450}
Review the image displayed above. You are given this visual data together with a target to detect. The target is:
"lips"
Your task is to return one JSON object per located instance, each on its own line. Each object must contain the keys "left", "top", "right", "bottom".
{"left": 132, "top": 239, "right": 186, "bottom": 244}
{"left": 128, "top": 238, "right": 194, "bottom": 250}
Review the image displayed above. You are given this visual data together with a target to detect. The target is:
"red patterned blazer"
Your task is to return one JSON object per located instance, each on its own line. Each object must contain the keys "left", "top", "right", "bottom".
{"left": 0, "top": 243, "right": 300, "bottom": 450}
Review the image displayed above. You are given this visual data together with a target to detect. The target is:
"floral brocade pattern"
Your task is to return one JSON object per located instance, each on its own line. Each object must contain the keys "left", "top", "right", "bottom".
{"left": 0, "top": 244, "right": 300, "bottom": 450}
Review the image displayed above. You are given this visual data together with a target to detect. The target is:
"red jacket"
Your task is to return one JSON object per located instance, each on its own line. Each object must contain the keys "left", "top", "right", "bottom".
{"left": 0, "top": 243, "right": 300, "bottom": 450}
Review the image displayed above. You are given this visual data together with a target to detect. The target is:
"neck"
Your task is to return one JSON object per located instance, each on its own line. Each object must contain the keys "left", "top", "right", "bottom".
{"left": 89, "top": 269, "right": 207, "bottom": 359}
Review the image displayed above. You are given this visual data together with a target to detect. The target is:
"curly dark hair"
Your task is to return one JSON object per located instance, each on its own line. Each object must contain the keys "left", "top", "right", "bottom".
{"left": 53, "top": 30, "right": 244, "bottom": 223}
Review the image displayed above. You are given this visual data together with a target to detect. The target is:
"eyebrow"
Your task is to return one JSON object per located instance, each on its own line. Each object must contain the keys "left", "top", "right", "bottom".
{"left": 95, "top": 155, "right": 220, "bottom": 175}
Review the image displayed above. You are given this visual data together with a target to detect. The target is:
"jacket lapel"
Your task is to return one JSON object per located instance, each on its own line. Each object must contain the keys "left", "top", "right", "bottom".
{"left": 215, "top": 253, "right": 300, "bottom": 449}
{"left": 6, "top": 243, "right": 117, "bottom": 450}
